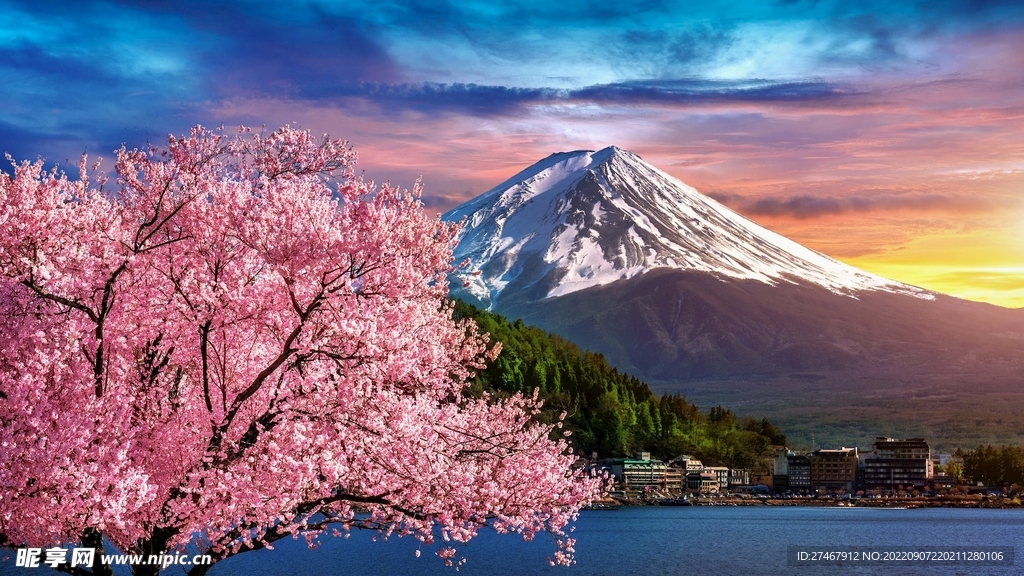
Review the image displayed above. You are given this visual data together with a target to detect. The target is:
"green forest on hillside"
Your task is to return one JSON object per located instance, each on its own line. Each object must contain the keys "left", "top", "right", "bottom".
{"left": 454, "top": 301, "right": 785, "bottom": 473}
{"left": 961, "top": 445, "right": 1024, "bottom": 487}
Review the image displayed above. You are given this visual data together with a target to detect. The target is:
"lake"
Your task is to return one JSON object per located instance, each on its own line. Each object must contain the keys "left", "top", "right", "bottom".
{"left": 3, "top": 507, "right": 1021, "bottom": 575}
{"left": 217, "top": 506, "right": 1023, "bottom": 575}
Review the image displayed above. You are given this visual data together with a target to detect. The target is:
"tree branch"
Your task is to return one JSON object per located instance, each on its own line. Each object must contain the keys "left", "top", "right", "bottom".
{"left": 20, "top": 279, "right": 98, "bottom": 323}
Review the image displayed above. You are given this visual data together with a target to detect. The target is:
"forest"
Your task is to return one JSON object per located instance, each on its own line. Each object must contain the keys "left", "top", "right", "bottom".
{"left": 454, "top": 300, "right": 786, "bottom": 473}
{"left": 961, "top": 445, "right": 1024, "bottom": 487}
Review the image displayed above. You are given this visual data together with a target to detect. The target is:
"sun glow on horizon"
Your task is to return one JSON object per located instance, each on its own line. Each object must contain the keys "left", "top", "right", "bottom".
{"left": 841, "top": 228, "right": 1024, "bottom": 309}
{"left": 698, "top": 195, "right": 1024, "bottom": 310}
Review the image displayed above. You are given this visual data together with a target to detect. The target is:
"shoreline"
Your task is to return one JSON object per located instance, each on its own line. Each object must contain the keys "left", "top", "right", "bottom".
{"left": 597, "top": 495, "right": 1023, "bottom": 509}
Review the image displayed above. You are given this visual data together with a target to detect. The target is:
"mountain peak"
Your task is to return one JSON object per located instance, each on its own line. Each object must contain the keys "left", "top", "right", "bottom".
{"left": 443, "top": 147, "right": 930, "bottom": 310}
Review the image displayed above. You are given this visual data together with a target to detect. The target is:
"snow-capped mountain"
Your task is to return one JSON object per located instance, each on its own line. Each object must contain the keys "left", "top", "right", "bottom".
{"left": 442, "top": 147, "right": 1024, "bottom": 447}
{"left": 444, "top": 146, "right": 929, "bottom": 310}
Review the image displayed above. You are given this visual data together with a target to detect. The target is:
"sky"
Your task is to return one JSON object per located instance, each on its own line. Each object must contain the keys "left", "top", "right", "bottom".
{"left": 2, "top": 0, "right": 1023, "bottom": 307}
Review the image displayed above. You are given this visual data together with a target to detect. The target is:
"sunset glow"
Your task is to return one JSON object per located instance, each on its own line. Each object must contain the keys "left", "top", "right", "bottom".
{"left": 2, "top": 0, "right": 1022, "bottom": 307}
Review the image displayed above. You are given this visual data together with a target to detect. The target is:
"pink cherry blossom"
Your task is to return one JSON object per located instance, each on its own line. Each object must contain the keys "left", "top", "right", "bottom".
{"left": 0, "top": 126, "right": 603, "bottom": 575}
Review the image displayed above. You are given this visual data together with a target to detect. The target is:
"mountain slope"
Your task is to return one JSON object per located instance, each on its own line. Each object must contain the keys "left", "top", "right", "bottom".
{"left": 494, "top": 266, "right": 1024, "bottom": 449}
{"left": 452, "top": 300, "right": 785, "bottom": 465}
{"left": 441, "top": 147, "right": 1024, "bottom": 449}
{"left": 498, "top": 268, "right": 1024, "bottom": 380}
{"left": 445, "top": 146, "right": 928, "bottom": 309}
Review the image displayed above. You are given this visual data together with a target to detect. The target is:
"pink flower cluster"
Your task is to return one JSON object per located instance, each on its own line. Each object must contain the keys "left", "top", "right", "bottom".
{"left": 0, "top": 126, "right": 603, "bottom": 570}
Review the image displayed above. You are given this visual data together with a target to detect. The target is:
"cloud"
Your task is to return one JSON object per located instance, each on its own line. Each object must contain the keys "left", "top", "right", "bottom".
{"left": 316, "top": 78, "right": 855, "bottom": 117}
{"left": 612, "top": 24, "right": 736, "bottom": 77}
{"left": 106, "top": 1, "right": 401, "bottom": 97}
{"left": 570, "top": 79, "right": 851, "bottom": 104}
{"left": 710, "top": 191, "right": 1012, "bottom": 219}
{"left": 362, "top": 0, "right": 673, "bottom": 30}
{"left": 926, "top": 269, "right": 1024, "bottom": 292}
{"left": 0, "top": 119, "right": 110, "bottom": 165}
{"left": 2, "top": 0, "right": 399, "bottom": 100}
{"left": 0, "top": 121, "right": 72, "bottom": 169}
{"left": 817, "top": 14, "right": 904, "bottom": 67}
{"left": 0, "top": 44, "right": 123, "bottom": 88}
{"left": 326, "top": 83, "right": 557, "bottom": 115}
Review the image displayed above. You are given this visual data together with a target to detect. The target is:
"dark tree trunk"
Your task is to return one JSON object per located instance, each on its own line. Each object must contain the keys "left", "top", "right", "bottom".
{"left": 81, "top": 529, "right": 113, "bottom": 576}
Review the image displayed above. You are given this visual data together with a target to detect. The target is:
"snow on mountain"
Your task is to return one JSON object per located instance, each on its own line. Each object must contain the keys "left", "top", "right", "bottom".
{"left": 442, "top": 146, "right": 931, "bottom": 309}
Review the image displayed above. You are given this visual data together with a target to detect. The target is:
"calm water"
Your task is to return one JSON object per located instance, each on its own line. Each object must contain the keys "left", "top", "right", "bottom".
{"left": 220, "top": 507, "right": 1023, "bottom": 576}
{"left": 3, "top": 507, "right": 1022, "bottom": 575}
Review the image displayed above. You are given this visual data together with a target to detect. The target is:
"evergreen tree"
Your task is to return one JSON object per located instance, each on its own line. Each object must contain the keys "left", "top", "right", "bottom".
{"left": 453, "top": 300, "right": 785, "bottom": 470}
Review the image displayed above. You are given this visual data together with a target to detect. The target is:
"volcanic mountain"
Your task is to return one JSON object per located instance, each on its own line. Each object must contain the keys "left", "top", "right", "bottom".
{"left": 446, "top": 146, "right": 930, "bottom": 308}
{"left": 442, "top": 147, "right": 1024, "bottom": 448}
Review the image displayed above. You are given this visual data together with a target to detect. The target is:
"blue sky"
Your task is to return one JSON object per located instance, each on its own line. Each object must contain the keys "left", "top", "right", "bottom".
{"left": 3, "top": 0, "right": 1024, "bottom": 305}
{"left": 4, "top": 0, "right": 1020, "bottom": 157}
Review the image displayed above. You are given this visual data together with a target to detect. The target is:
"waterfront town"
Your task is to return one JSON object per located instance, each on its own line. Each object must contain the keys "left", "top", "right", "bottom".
{"left": 591, "top": 437, "right": 1021, "bottom": 507}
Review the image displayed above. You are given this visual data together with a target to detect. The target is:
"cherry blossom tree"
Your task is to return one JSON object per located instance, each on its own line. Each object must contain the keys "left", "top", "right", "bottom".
{"left": 0, "top": 126, "right": 602, "bottom": 576}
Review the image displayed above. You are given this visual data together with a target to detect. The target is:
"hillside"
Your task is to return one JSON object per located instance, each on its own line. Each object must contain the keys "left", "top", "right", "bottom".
{"left": 443, "top": 147, "right": 1024, "bottom": 452}
{"left": 454, "top": 300, "right": 784, "bottom": 472}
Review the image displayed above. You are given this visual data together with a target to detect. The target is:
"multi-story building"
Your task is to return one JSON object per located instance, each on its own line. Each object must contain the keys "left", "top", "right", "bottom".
{"left": 863, "top": 437, "right": 933, "bottom": 490}
{"left": 773, "top": 448, "right": 814, "bottom": 493}
{"left": 809, "top": 447, "right": 859, "bottom": 493}
{"left": 932, "top": 473, "right": 955, "bottom": 490}
{"left": 728, "top": 468, "right": 750, "bottom": 488}
{"left": 599, "top": 453, "right": 668, "bottom": 489}
{"left": 667, "top": 457, "right": 749, "bottom": 492}
{"left": 686, "top": 470, "right": 719, "bottom": 493}
{"left": 672, "top": 455, "right": 705, "bottom": 472}
{"left": 787, "top": 455, "right": 811, "bottom": 493}
{"left": 773, "top": 448, "right": 792, "bottom": 493}
{"left": 664, "top": 464, "right": 684, "bottom": 491}
{"left": 706, "top": 466, "right": 730, "bottom": 490}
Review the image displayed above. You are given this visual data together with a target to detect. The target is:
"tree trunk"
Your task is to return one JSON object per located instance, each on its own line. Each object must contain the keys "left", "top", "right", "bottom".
{"left": 81, "top": 529, "right": 113, "bottom": 576}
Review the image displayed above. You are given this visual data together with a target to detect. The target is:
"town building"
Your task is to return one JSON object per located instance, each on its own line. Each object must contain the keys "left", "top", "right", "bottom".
{"left": 686, "top": 470, "right": 719, "bottom": 493}
{"left": 728, "top": 468, "right": 750, "bottom": 488}
{"left": 932, "top": 473, "right": 955, "bottom": 490}
{"left": 787, "top": 454, "right": 812, "bottom": 493}
{"left": 664, "top": 464, "right": 684, "bottom": 491}
{"left": 706, "top": 466, "right": 730, "bottom": 490}
{"left": 773, "top": 448, "right": 791, "bottom": 493}
{"left": 863, "top": 437, "right": 933, "bottom": 490}
{"left": 773, "top": 448, "right": 814, "bottom": 493}
{"left": 599, "top": 453, "right": 668, "bottom": 489}
{"left": 809, "top": 447, "right": 859, "bottom": 493}
{"left": 671, "top": 455, "right": 705, "bottom": 472}
{"left": 599, "top": 452, "right": 749, "bottom": 494}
